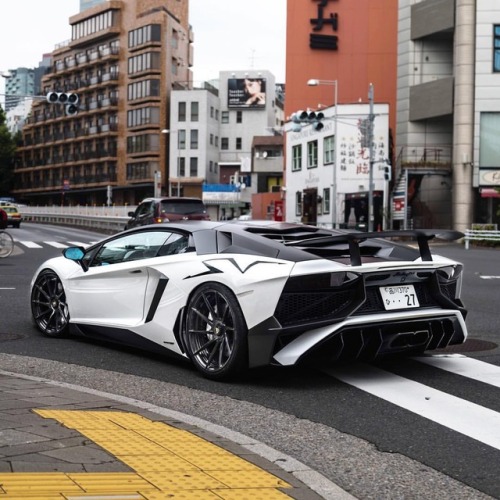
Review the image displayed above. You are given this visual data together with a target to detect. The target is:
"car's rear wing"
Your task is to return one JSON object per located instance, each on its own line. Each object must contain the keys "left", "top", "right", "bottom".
{"left": 285, "top": 229, "right": 464, "bottom": 266}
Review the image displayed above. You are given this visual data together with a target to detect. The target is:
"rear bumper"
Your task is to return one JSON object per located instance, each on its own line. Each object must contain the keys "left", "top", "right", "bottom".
{"left": 271, "top": 309, "right": 467, "bottom": 366}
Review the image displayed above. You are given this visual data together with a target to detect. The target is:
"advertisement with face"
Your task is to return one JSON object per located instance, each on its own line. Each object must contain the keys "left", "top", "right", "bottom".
{"left": 228, "top": 78, "right": 266, "bottom": 108}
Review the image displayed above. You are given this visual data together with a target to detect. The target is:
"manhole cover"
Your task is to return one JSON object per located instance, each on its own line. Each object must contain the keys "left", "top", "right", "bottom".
{"left": 0, "top": 333, "right": 25, "bottom": 342}
{"left": 434, "top": 338, "right": 498, "bottom": 353}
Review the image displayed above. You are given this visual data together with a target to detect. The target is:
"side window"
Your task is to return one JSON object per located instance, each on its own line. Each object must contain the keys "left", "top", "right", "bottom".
{"left": 90, "top": 231, "right": 171, "bottom": 266}
{"left": 158, "top": 233, "right": 191, "bottom": 256}
{"left": 135, "top": 201, "right": 153, "bottom": 217}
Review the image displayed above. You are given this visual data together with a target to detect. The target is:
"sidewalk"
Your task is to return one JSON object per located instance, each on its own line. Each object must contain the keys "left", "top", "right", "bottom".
{"left": 0, "top": 371, "right": 354, "bottom": 499}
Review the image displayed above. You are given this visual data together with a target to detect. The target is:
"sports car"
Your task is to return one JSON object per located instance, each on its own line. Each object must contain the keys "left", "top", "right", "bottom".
{"left": 30, "top": 221, "right": 468, "bottom": 380}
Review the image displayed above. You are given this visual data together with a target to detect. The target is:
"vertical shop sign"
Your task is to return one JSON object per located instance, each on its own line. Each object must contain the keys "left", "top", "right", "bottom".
{"left": 310, "top": 0, "right": 339, "bottom": 50}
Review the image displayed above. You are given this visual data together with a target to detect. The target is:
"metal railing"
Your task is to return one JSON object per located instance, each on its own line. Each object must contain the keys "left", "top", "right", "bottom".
{"left": 464, "top": 229, "right": 500, "bottom": 250}
{"left": 19, "top": 205, "right": 137, "bottom": 234}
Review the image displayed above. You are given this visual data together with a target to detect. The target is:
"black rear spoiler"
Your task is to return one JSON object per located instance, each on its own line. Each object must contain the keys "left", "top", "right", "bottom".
{"left": 287, "top": 229, "right": 464, "bottom": 266}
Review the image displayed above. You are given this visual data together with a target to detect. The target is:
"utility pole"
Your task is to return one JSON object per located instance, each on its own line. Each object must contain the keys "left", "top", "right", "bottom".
{"left": 368, "top": 83, "right": 375, "bottom": 232}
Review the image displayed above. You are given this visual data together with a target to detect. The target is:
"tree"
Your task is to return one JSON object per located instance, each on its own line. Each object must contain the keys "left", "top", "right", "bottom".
{"left": 0, "top": 106, "right": 16, "bottom": 196}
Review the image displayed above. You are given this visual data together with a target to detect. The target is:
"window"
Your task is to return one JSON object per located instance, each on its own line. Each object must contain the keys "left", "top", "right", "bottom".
{"left": 178, "top": 156, "right": 186, "bottom": 176}
{"left": 190, "top": 130, "right": 199, "bottom": 149}
{"left": 292, "top": 144, "right": 302, "bottom": 171}
{"left": 191, "top": 102, "right": 199, "bottom": 121}
{"left": 210, "top": 106, "right": 214, "bottom": 118}
{"left": 178, "top": 129, "right": 186, "bottom": 149}
{"left": 221, "top": 111, "right": 229, "bottom": 123}
{"left": 190, "top": 157, "right": 198, "bottom": 177}
{"left": 210, "top": 133, "right": 214, "bottom": 145}
{"left": 307, "top": 140, "right": 318, "bottom": 168}
{"left": 221, "top": 137, "right": 229, "bottom": 150}
{"left": 295, "top": 191, "right": 302, "bottom": 217}
{"left": 90, "top": 231, "right": 170, "bottom": 266}
{"left": 236, "top": 111, "right": 242, "bottom": 123}
{"left": 236, "top": 137, "right": 242, "bottom": 150}
{"left": 494, "top": 25, "right": 500, "bottom": 72}
{"left": 178, "top": 102, "right": 186, "bottom": 121}
{"left": 323, "top": 187, "right": 330, "bottom": 214}
{"left": 324, "top": 135, "right": 335, "bottom": 164}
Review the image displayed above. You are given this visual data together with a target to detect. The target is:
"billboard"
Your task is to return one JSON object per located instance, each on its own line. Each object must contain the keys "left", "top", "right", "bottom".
{"left": 227, "top": 78, "right": 266, "bottom": 109}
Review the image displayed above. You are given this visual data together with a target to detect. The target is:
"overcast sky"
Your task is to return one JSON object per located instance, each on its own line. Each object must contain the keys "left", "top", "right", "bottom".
{"left": 0, "top": 0, "right": 286, "bottom": 100}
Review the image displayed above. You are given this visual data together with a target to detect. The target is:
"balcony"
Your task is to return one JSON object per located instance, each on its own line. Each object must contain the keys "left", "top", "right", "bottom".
{"left": 411, "top": 0, "right": 455, "bottom": 40}
{"left": 409, "top": 77, "right": 454, "bottom": 121}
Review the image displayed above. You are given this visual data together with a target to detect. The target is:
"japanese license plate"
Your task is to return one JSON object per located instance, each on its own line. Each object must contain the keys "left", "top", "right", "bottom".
{"left": 379, "top": 285, "right": 419, "bottom": 310}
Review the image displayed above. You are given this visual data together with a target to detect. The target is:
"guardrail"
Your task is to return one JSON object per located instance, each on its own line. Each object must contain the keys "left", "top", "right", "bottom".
{"left": 464, "top": 229, "right": 500, "bottom": 250}
{"left": 19, "top": 206, "right": 136, "bottom": 234}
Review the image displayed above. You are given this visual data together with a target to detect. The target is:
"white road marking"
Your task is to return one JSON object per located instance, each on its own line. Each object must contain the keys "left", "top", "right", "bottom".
{"left": 45, "top": 241, "right": 69, "bottom": 248}
{"left": 324, "top": 364, "right": 500, "bottom": 451}
{"left": 18, "top": 241, "right": 43, "bottom": 248}
{"left": 68, "top": 241, "right": 90, "bottom": 247}
{"left": 480, "top": 276, "right": 500, "bottom": 279}
{"left": 415, "top": 354, "right": 500, "bottom": 388}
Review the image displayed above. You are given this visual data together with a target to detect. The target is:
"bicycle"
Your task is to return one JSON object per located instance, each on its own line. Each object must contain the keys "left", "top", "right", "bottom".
{"left": 0, "top": 230, "right": 14, "bottom": 258}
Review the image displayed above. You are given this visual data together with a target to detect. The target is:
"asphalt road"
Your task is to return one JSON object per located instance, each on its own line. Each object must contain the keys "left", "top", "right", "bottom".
{"left": 0, "top": 223, "right": 499, "bottom": 499}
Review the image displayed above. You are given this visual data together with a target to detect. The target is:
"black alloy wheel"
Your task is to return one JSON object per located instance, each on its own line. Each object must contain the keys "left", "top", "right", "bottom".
{"left": 184, "top": 283, "right": 248, "bottom": 380}
{"left": 31, "top": 270, "right": 70, "bottom": 337}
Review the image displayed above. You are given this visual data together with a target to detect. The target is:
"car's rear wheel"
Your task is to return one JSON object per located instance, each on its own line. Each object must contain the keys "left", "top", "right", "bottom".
{"left": 184, "top": 283, "right": 248, "bottom": 380}
{"left": 31, "top": 270, "right": 70, "bottom": 337}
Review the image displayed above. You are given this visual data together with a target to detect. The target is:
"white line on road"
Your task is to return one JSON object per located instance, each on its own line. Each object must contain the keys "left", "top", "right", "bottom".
{"left": 480, "top": 276, "right": 500, "bottom": 279}
{"left": 18, "top": 241, "right": 43, "bottom": 248}
{"left": 323, "top": 364, "right": 500, "bottom": 451}
{"left": 45, "top": 241, "right": 69, "bottom": 248}
{"left": 414, "top": 354, "right": 500, "bottom": 388}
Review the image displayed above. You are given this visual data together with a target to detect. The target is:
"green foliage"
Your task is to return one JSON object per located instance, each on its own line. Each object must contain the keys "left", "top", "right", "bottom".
{"left": 0, "top": 105, "right": 16, "bottom": 196}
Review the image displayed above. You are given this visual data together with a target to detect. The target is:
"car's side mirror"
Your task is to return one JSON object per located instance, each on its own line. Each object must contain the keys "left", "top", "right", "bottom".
{"left": 63, "top": 246, "right": 88, "bottom": 271}
{"left": 128, "top": 211, "right": 135, "bottom": 217}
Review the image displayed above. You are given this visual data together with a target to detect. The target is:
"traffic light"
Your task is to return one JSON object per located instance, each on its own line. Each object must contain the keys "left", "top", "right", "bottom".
{"left": 46, "top": 92, "right": 79, "bottom": 116}
{"left": 290, "top": 110, "right": 324, "bottom": 132}
{"left": 308, "top": 111, "right": 324, "bottom": 131}
{"left": 384, "top": 162, "right": 392, "bottom": 182}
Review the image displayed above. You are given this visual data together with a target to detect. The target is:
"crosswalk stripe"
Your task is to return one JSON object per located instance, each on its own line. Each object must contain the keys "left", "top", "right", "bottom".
{"left": 415, "top": 354, "right": 500, "bottom": 388}
{"left": 45, "top": 241, "right": 69, "bottom": 248}
{"left": 324, "top": 363, "right": 500, "bottom": 451}
{"left": 18, "top": 241, "right": 43, "bottom": 248}
{"left": 67, "top": 241, "right": 89, "bottom": 247}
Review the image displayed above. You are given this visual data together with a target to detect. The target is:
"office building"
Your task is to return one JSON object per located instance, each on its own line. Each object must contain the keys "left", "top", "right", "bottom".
{"left": 3, "top": 68, "right": 35, "bottom": 112}
{"left": 14, "top": 0, "right": 191, "bottom": 206}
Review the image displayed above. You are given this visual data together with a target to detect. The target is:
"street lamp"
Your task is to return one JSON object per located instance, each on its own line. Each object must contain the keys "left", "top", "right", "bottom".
{"left": 307, "top": 79, "right": 338, "bottom": 229}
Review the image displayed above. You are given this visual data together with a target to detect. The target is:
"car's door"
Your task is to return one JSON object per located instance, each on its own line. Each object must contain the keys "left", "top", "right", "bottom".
{"left": 65, "top": 231, "right": 172, "bottom": 327}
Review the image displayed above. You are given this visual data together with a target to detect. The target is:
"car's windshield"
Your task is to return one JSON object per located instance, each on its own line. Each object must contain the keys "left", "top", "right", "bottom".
{"left": 160, "top": 201, "right": 206, "bottom": 215}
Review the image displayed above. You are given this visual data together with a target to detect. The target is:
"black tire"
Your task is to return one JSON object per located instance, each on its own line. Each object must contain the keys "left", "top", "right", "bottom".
{"left": 184, "top": 283, "right": 248, "bottom": 380}
{"left": 31, "top": 270, "right": 70, "bottom": 337}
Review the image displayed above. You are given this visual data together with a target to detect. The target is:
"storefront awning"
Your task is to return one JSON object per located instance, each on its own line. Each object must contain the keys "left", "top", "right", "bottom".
{"left": 480, "top": 188, "right": 500, "bottom": 198}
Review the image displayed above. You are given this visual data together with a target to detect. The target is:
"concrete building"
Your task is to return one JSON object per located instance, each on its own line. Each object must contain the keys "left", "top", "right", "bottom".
{"left": 3, "top": 68, "right": 35, "bottom": 112}
{"left": 397, "top": 0, "right": 500, "bottom": 230}
{"left": 169, "top": 70, "right": 285, "bottom": 221}
{"left": 14, "top": 0, "right": 192, "bottom": 206}
{"left": 285, "top": 103, "right": 390, "bottom": 229}
{"left": 284, "top": 0, "right": 398, "bottom": 230}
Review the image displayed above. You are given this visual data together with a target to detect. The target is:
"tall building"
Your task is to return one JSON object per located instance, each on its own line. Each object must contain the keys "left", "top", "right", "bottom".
{"left": 3, "top": 68, "right": 35, "bottom": 112}
{"left": 397, "top": 0, "right": 500, "bottom": 230}
{"left": 169, "top": 70, "right": 284, "bottom": 221}
{"left": 14, "top": 0, "right": 192, "bottom": 206}
{"left": 284, "top": 0, "right": 398, "bottom": 229}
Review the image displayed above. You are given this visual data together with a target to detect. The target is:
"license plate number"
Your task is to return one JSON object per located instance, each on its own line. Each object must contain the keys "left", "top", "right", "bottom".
{"left": 379, "top": 285, "right": 419, "bottom": 310}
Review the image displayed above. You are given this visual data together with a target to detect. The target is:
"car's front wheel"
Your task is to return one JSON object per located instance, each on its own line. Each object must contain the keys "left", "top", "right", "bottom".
{"left": 184, "top": 283, "right": 248, "bottom": 380}
{"left": 31, "top": 270, "right": 70, "bottom": 337}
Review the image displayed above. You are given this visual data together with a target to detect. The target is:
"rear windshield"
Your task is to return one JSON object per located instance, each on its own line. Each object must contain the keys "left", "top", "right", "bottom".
{"left": 160, "top": 200, "right": 206, "bottom": 215}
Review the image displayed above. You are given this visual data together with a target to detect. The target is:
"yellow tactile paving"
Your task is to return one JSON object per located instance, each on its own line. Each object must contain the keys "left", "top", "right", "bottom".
{"left": 0, "top": 409, "right": 294, "bottom": 499}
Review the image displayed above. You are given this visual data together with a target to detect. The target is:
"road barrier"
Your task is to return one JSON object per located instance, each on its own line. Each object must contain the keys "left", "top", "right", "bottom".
{"left": 464, "top": 229, "right": 500, "bottom": 250}
{"left": 19, "top": 206, "right": 135, "bottom": 234}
